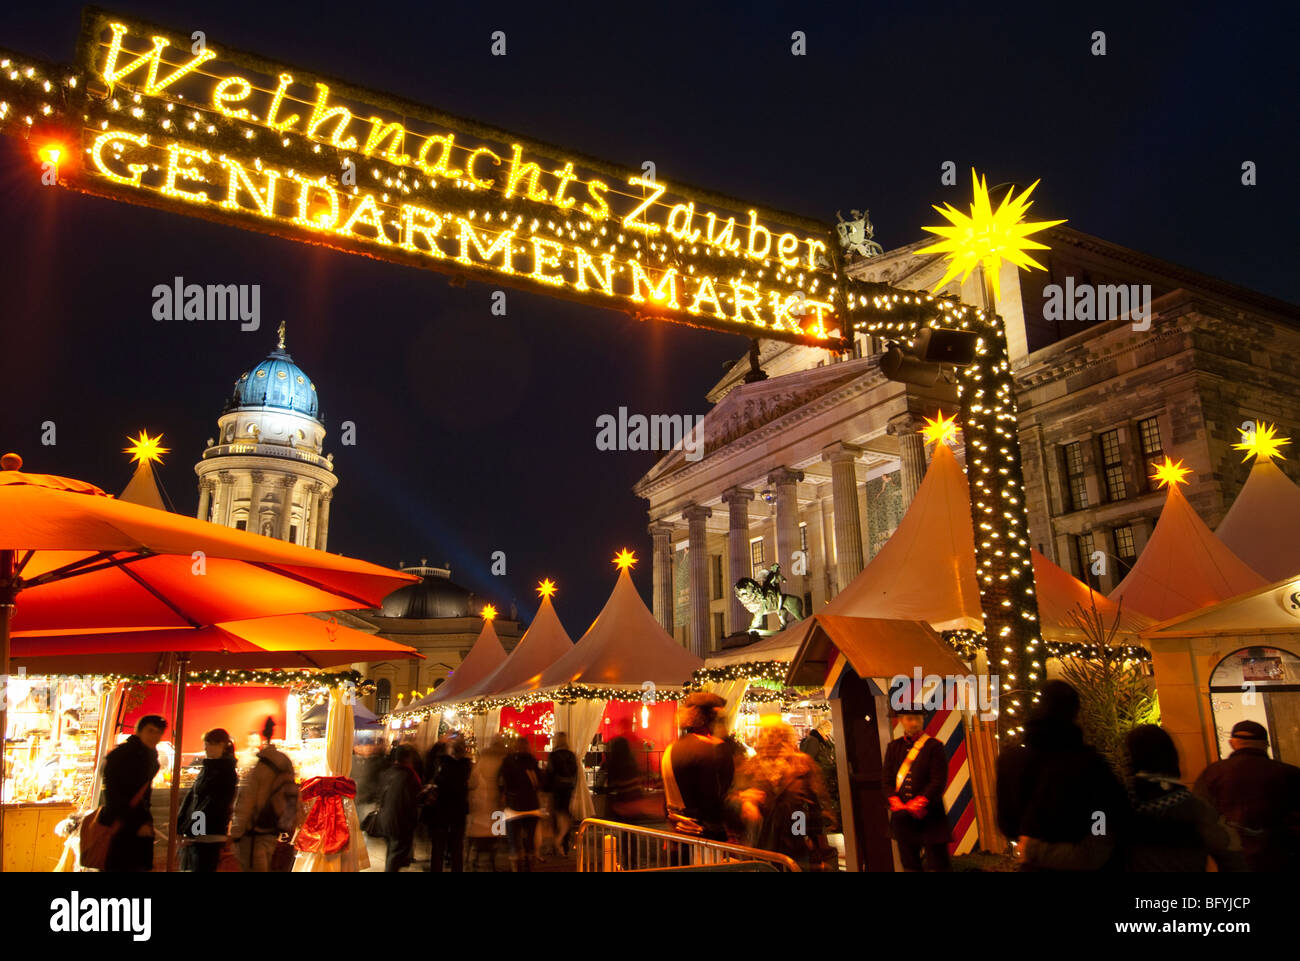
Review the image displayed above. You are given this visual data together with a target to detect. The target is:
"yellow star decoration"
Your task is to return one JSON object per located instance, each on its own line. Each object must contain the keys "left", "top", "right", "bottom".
{"left": 1151, "top": 456, "right": 1192, "bottom": 489}
{"left": 124, "top": 430, "right": 169, "bottom": 465}
{"left": 537, "top": 578, "right": 558, "bottom": 599}
{"left": 917, "top": 169, "right": 1066, "bottom": 300}
{"left": 613, "top": 548, "right": 638, "bottom": 571}
{"left": 480, "top": 603, "right": 498, "bottom": 621}
{"left": 1234, "top": 421, "right": 1290, "bottom": 463}
{"left": 921, "top": 411, "right": 960, "bottom": 447}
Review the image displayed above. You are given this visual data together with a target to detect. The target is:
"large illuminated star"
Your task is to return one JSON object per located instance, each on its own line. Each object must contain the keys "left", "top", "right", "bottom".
{"left": 917, "top": 169, "right": 1066, "bottom": 299}
{"left": 537, "top": 578, "right": 558, "bottom": 599}
{"left": 613, "top": 548, "right": 638, "bottom": 571}
{"left": 921, "top": 411, "right": 960, "bottom": 447}
{"left": 1233, "top": 421, "right": 1290, "bottom": 463}
{"left": 124, "top": 430, "right": 169, "bottom": 465}
{"left": 480, "top": 603, "right": 498, "bottom": 621}
{"left": 1150, "top": 456, "right": 1192, "bottom": 489}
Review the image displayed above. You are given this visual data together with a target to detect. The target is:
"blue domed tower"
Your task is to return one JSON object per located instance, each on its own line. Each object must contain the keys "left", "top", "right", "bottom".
{"left": 194, "top": 323, "right": 338, "bottom": 548}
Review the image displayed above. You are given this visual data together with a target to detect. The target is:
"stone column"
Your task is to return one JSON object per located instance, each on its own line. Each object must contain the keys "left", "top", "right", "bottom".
{"left": 278, "top": 475, "right": 298, "bottom": 542}
{"left": 196, "top": 479, "right": 213, "bottom": 523}
{"left": 315, "top": 491, "right": 332, "bottom": 551}
{"left": 767, "top": 467, "right": 805, "bottom": 602}
{"left": 216, "top": 471, "right": 235, "bottom": 527}
{"left": 888, "top": 412, "right": 929, "bottom": 509}
{"left": 649, "top": 522, "right": 675, "bottom": 634}
{"left": 721, "top": 487, "right": 754, "bottom": 634}
{"left": 305, "top": 484, "right": 321, "bottom": 549}
{"left": 247, "top": 471, "right": 266, "bottom": 536}
{"left": 682, "top": 504, "right": 713, "bottom": 658}
{"left": 822, "top": 442, "right": 866, "bottom": 586}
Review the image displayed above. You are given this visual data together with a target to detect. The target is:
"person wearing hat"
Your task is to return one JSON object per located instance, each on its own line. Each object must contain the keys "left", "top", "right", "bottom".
{"left": 882, "top": 705, "right": 951, "bottom": 871}
{"left": 1193, "top": 720, "right": 1300, "bottom": 871}
{"left": 662, "top": 692, "right": 734, "bottom": 842}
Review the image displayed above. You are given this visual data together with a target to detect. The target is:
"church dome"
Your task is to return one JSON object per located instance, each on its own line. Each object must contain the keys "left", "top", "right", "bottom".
{"left": 380, "top": 568, "right": 475, "bottom": 619}
{"left": 225, "top": 343, "right": 319, "bottom": 419}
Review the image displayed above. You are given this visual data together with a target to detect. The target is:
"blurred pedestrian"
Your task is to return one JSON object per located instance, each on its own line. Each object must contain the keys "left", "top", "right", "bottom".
{"left": 499, "top": 736, "right": 542, "bottom": 872}
{"left": 1194, "top": 720, "right": 1300, "bottom": 871}
{"left": 100, "top": 715, "right": 166, "bottom": 872}
{"left": 427, "top": 736, "right": 471, "bottom": 872}
{"left": 662, "top": 693, "right": 734, "bottom": 841}
{"left": 377, "top": 744, "right": 422, "bottom": 872}
{"left": 1124, "top": 725, "right": 1243, "bottom": 871}
{"left": 466, "top": 735, "right": 509, "bottom": 871}
{"left": 602, "top": 721, "right": 648, "bottom": 824}
{"left": 230, "top": 717, "right": 298, "bottom": 872}
{"left": 882, "top": 706, "right": 950, "bottom": 871}
{"left": 800, "top": 718, "right": 840, "bottom": 829}
{"left": 730, "top": 715, "right": 837, "bottom": 870}
{"left": 178, "top": 728, "right": 238, "bottom": 872}
{"left": 547, "top": 733, "right": 579, "bottom": 856}
{"left": 996, "top": 680, "right": 1129, "bottom": 871}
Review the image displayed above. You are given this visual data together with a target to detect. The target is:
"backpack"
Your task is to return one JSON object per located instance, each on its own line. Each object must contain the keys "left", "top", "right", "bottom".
{"left": 254, "top": 755, "right": 300, "bottom": 835}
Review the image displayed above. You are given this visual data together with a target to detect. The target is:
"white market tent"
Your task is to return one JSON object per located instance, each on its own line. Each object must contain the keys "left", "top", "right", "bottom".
{"left": 455, "top": 590, "right": 575, "bottom": 701}
{"left": 709, "top": 439, "right": 1149, "bottom": 669}
{"left": 398, "top": 616, "right": 508, "bottom": 713}
{"left": 1215, "top": 457, "right": 1300, "bottom": 583}
{"left": 1141, "top": 575, "right": 1300, "bottom": 638}
{"left": 1110, "top": 479, "right": 1267, "bottom": 622}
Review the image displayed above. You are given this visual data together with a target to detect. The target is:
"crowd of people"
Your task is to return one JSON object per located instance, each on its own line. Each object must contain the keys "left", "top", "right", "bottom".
{"left": 89, "top": 680, "right": 1299, "bottom": 873}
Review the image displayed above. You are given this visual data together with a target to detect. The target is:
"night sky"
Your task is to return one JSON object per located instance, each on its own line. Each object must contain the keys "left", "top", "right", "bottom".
{"left": 1, "top": 1, "right": 1295, "bottom": 629}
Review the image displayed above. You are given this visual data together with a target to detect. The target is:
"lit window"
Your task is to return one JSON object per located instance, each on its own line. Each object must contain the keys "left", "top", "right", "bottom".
{"left": 1098, "top": 429, "right": 1127, "bottom": 501}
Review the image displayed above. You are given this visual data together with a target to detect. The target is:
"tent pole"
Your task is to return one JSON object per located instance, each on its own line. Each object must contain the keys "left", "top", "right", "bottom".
{"left": 166, "top": 654, "right": 190, "bottom": 873}
{"left": 0, "top": 549, "right": 16, "bottom": 873}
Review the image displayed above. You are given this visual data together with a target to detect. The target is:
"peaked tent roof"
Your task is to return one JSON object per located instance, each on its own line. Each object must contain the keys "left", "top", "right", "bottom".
{"left": 400, "top": 618, "right": 507, "bottom": 711}
{"left": 1141, "top": 574, "right": 1300, "bottom": 638}
{"left": 455, "top": 593, "right": 575, "bottom": 700}
{"left": 707, "top": 440, "right": 1148, "bottom": 666}
{"left": 502, "top": 567, "right": 702, "bottom": 694}
{"left": 1110, "top": 483, "right": 1267, "bottom": 622}
{"left": 1215, "top": 458, "right": 1300, "bottom": 582}
{"left": 119, "top": 461, "right": 168, "bottom": 512}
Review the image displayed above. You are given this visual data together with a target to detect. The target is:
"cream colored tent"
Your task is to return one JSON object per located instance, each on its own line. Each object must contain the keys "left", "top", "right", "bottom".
{"left": 399, "top": 616, "right": 508, "bottom": 712}
{"left": 455, "top": 590, "right": 574, "bottom": 701}
{"left": 1215, "top": 457, "right": 1300, "bottom": 583}
{"left": 711, "top": 440, "right": 1146, "bottom": 669}
{"left": 1110, "top": 481, "right": 1266, "bottom": 622}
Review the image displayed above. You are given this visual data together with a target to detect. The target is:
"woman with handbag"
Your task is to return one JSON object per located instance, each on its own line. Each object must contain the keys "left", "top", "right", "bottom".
{"left": 177, "top": 729, "right": 238, "bottom": 872}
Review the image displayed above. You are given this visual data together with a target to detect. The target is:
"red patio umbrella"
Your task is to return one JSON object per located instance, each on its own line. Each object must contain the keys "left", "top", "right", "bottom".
{"left": 0, "top": 454, "right": 416, "bottom": 869}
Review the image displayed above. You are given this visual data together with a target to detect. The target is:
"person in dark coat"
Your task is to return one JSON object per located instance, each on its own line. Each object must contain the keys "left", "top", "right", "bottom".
{"left": 882, "top": 707, "right": 950, "bottom": 871}
{"left": 177, "top": 728, "right": 239, "bottom": 872}
{"left": 546, "top": 733, "right": 579, "bottom": 856}
{"left": 498, "top": 737, "right": 542, "bottom": 872}
{"left": 799, "top": 719, "right": 840, "bottom": 830}
{"left": 100, "top": 715, "right": 166, "bottom": 872}
{"left": 426, "top": 736, "right": 471, "bottom": 872}
{"left": 662, "top": 693, "right": 734, "bottom": 841}
{"left": 601, "top": 722, "right": 647, "bottom": 824}
{"left": 1193, "top": 720, "right": 1300, "bottom": 871}
{"left": 996, "top": 680, "right": 1129, "bottom": 871}
{"left": 377, "top": 744, "right": 422, "bottom": 872}
{"left": 1124, "top": 725, "right": 1243, "bottom": 871}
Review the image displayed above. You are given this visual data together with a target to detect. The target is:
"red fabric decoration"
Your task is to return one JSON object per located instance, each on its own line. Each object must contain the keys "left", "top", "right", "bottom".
{"left": 905, "top": 796, "right": 929, "bottom": 818}
{"left": 295, "top": 776, "right": 357, "bottom": 855}
{"left": 888, "top": 795, "right": 906, "bottom": 813}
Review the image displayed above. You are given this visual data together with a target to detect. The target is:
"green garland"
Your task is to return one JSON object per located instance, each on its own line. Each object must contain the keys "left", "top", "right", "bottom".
{"left": 100, "top": 668, "right": 372, "bottom": 693}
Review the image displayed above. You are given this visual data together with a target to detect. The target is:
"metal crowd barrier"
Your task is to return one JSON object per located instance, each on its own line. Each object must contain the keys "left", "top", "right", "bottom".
{"left": 574, "top": 818, "right": 800, "bottom": 872}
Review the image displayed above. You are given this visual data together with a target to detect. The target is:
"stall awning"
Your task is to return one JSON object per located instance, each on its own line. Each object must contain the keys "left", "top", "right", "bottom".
{"left": 785, "top": 616, "right": 971, "bottom": 688}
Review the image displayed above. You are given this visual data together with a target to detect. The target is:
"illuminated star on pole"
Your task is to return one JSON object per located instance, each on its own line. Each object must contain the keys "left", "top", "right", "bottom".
{"left": 613, "top": 548, "right": 638, "bottom": 571}
{"left": 921, "top": 410, "right": 960, "bottom": 447}
{"left": 1233, "top": 421, "right": 1290, "bottom": 463}
{"left": 1150, "top": 456, "right": 1192, "bottom": 489}
{"left": 480, "top": 603, "right": 498, "bottom": 621}
{"left": 537, "top": 578, "right": 557, "bottom": 599}
{"left": 917, "top": 169, "right": 1066, "bottom": 300}
{"left": 124, "top": 430, "right": 169, "bottom": 465}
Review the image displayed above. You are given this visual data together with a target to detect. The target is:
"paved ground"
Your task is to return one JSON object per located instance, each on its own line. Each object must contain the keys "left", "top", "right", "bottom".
{"left": 358, "top": 802, "right": 576, "bottom": 873}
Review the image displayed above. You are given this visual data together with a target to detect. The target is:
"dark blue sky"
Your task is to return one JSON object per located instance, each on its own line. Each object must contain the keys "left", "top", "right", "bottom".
{"left": 1, "top": 1, "right": 1295, "bottom": 628}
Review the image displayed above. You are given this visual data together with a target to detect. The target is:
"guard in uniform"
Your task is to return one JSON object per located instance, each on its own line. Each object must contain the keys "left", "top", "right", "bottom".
{"left": 882, "top": 706, "right": 951, "bottom": 871}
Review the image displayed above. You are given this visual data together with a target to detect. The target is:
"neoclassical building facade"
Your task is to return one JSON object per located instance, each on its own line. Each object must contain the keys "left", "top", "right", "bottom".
{"left": 194, "top": 327, "right": 338, "bottom": 549}
{"left": 636, "top": 226, "right": 1300, "bottom": 657}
